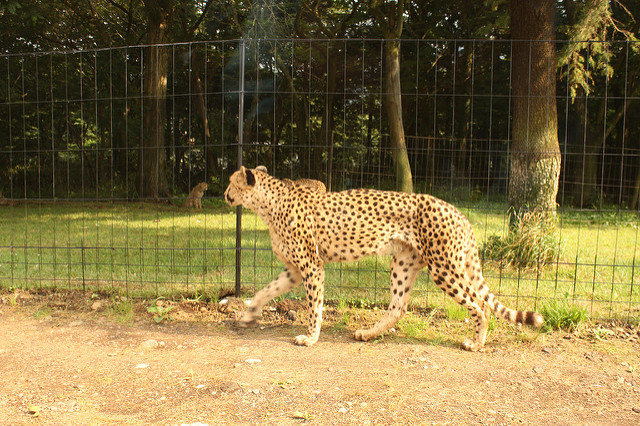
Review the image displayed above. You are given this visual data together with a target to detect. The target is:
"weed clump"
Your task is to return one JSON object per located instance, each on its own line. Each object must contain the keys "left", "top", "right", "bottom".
{"left": 481, "top": 208, "right": 564, "bottom": 269}
{"left": 539, "top": 300, "right": 588, "bottom": 332}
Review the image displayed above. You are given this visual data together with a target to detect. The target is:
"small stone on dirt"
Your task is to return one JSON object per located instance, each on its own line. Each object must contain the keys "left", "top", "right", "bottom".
{"left": 219, "top": 298, "right": 245, "bottom": 313}
{"left": 632, "top": 407, "right": 640, "bottom": 414}
{"left": 220, "top": 381, "right": 242, "bottom": 394}
{"left": 91, "top": 300, "right": 103, "bottom": 311}
{"left": 275, "top": 299, "right": 300, "bottom": 314}
{"left": 287, "top": 310, "right": 297, "bottom": 321}
{"left": 141, "top": 339, "right": 159, "bottom": 349}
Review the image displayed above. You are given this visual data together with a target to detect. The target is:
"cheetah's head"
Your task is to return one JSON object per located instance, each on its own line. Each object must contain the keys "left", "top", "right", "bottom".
{"left": 224, "top": 166, "right": 259, "bottom": 207}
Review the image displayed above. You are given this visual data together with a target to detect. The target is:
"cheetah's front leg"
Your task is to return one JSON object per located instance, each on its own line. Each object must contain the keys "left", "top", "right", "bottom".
{"left": 239, "top": 265, "right": 302, "bottom": 327}
{"left": 294, "top": 265, "right": 325, "bottom": 347}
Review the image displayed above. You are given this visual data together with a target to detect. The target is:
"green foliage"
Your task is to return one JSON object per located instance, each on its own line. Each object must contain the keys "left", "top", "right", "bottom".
{"left": 398, "top": 311, "right": 436, "bottom": 339}
{"left": 108, "top": 298, "right": 134, "bottom": 323}
{"left": 481, "top": 208, "right": 564, "bottom": 269}
{"left": 539, "top": 300, "right": 588, "bottom": 332}
{"left": 591, "top": 326, "right": 616, "bottom": 341}
{"left": 558, "top": 0, "right": 639, "bottom": 99}
{"left": 147, "top": 302, "right": 175, "bottom": 323}
{"left": 32, "top": 306, "right": 52, "bottom": 319}
{"left": 444, "top": 305, "right": 468, "bottom": 322}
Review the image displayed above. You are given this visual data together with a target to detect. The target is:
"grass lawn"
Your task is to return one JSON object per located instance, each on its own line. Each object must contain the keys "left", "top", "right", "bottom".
{"left": 0, "top": 199, "right": 638, "bottom": 323}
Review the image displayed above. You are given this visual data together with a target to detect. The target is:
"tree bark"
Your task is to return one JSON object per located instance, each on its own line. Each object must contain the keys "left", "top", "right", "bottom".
{"left": 509, "top": 0, "right": 561, "bottom": 214}
{"left": 191, "top": 54, "right": 218, "bottom": 179}
{"left": 313, "top": 41, "right": 338, "bottom": 181}
{"left": 138, "top": 1, "right": 173, "bottom": 200}
{"left": 384, "top": 39, "right": 413, "bottom": 193}
{"left": 370, "top": 0, "right": 413, "bottom": 193}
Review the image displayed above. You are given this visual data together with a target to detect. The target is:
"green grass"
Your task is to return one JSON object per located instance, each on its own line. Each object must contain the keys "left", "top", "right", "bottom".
{"left": 481, "top": 208, "right": 563, "bottom": 268}
{"left": 107, "top": 297, "right": 134, "bottom": 323}
{"left": 538, "top": 300, "right": 589, "bottom": 332}
{"left": 0, "top": 200, "right": 638, "bottom": 322}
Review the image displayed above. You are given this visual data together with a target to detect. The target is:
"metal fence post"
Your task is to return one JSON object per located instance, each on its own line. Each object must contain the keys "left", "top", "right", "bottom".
{"left": 235, "top": 39, "right": 246, "bottom": 297}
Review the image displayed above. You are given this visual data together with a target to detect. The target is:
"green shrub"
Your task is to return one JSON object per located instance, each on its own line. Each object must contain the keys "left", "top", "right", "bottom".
{"left": 481, "top": 208, "right": 564, "bottom": 269}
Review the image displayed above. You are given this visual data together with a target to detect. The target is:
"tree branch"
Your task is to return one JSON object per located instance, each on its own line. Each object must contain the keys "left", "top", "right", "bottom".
{"left": 189, "top": 0, "right": 215, "bottom": 35}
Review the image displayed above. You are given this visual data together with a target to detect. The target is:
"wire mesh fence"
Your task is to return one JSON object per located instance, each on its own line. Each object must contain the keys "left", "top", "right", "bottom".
{"left": 0, "top": 39, "right": 638, "bottom": 322}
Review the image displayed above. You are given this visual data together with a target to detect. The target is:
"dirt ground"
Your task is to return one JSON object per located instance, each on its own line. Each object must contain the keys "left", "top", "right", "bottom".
{"left": 0, "top": 289, "right": 639, "bottom": 425}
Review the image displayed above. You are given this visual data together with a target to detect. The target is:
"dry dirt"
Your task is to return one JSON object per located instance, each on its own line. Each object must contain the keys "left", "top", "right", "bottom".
{"left": 0, "top": 289, "right": 639, "bottom": 425}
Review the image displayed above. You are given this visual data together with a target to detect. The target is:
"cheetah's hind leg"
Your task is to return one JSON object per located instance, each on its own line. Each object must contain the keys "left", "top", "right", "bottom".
{"left": 354, "top": 246, "right": 424, "bottom": 342}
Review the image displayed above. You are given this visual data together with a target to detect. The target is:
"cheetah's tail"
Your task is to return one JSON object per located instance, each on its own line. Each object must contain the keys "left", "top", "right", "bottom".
{"left": 483, "top": 290, "right": 544, "bottom": 328}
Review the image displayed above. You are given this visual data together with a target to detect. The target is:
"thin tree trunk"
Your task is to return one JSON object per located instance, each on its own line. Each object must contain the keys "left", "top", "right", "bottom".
{"left": 313, "top": 42, "right": 338, "bottom": 182}
{"left": 191, "top": 57, "right": 218, "bottom": 179}
{"left": 384, "top": 39, "right": 413, "bottom": 193}
{"left": 370, "top": 0, "right": 413, "bottom": 193}
{"left": 630, "top": 167, "right": 640, "bottom": 210}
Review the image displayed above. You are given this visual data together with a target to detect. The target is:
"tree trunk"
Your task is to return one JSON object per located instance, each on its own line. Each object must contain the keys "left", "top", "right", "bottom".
{"left": 191, "top": 54, "right": 218, "bottom": 179}
{"left": 384, "top": 39, "right": 413, "bottom": 193}
{"left": 138, "top": 1, "right": 173, "bottom": 200}
{"left": 370, "top": 0, "right": 413, "bottom": 193}
{"left": 508, "top": 0, "right": 561, "bottom": 214}
{"left": 313, "top": 42, "right": 338, "bottom": 181}
{"left": 630, "top": 167, "right": 640, "bottom": 210}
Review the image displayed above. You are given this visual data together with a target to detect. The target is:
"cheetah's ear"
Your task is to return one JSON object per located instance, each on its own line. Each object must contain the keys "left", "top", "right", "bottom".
{"left": 238, "top": 166, "right": 256, "bottom": 187}
{"left": 243, "top": 167, "right": 256, "bottom": 187}
{"left": 246, "top": 169, "right": 255, "bottom": 186}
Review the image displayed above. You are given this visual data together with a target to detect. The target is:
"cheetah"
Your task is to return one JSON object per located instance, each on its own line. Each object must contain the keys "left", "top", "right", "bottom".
{"left": 282, "top": 178, "right": 326, "bottom": 192}
{"left": 256, "top": 166, "right": 326, "bottom": 192}
{"left": 224, "top": 166, "right": 543, "bottom": 351}
{"left": 185, "top": 182, "right": 208, "bottom": 209}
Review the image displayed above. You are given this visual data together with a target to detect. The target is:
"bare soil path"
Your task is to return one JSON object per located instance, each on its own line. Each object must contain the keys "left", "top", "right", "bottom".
{"left": 0, "top": 290, "right": 639, "bottom": 425}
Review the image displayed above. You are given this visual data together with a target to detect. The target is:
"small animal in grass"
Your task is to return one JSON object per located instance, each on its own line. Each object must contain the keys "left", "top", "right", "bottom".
{"left": 224, "top": 166, "right": 544, "bottom": 351}
{"left": 0, "top": 192, "right": 13, "bottom": 206}
{"left": 184, "top": 182, "right": 208, "bottom": 209}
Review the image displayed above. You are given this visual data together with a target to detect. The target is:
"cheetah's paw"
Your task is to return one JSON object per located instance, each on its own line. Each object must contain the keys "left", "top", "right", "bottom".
{"left": 294, "top": 335, "right": 316, "bottom": 347}
{"left": 461, "top": 338, "right": 483, "bottom": 352}
{"left": 236, "top": 314, "right": 258, "bottom": 329}
{"left": 354, "top": 329, "right": 376, "bottom": 341}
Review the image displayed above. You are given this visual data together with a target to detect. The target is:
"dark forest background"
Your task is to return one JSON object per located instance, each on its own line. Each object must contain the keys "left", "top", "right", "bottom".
{"left": 1, "top": 0, "right": 639, "bottom": 210}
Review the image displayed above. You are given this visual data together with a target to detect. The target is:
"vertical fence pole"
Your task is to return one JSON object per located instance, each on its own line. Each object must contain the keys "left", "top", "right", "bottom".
{"left": 235, "top": 39, "right": 246, "bottom": 297}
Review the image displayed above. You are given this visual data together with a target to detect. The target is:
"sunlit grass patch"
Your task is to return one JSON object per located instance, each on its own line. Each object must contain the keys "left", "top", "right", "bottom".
{"left": 539, "top": 300, "right": 589, "bottom": 332}
{"left": 0, "top": 200, "right": 638, "bottom": 322}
